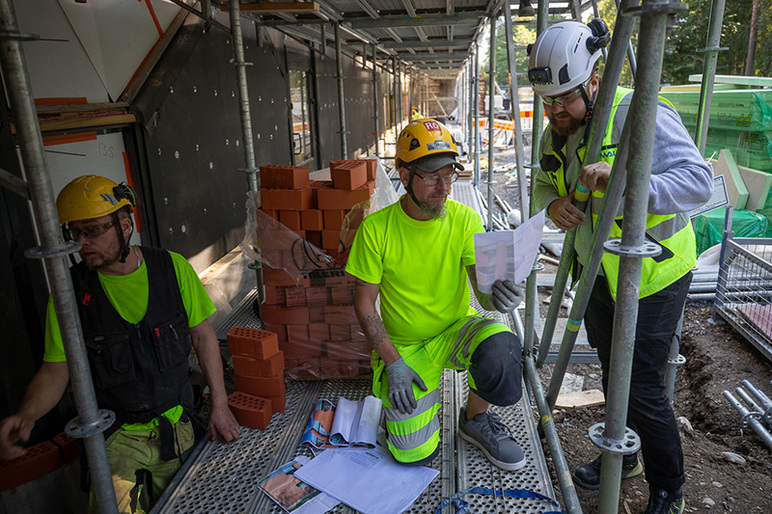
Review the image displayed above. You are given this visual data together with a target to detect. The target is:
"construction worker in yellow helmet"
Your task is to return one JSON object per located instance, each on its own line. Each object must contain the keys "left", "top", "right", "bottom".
{"left": 0, "top": 175, "right": 241, "bottom": 513}
{"left": 347, "top": 118, "right": 527, "bottom": 470}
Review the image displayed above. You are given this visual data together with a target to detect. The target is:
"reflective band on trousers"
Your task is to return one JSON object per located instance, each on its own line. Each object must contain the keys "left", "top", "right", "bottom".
{"left": 449, "top": 318, "right": 498, "bottom": 369}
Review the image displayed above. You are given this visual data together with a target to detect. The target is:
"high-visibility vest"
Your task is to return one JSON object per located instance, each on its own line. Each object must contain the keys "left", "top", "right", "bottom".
{"left": 540, "top": 86, "right": 696, "bottom": 299}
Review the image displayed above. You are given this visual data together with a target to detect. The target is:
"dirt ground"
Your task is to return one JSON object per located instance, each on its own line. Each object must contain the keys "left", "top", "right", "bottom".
{"left": 480, "top": 160, "right": 772, "bottom": 513}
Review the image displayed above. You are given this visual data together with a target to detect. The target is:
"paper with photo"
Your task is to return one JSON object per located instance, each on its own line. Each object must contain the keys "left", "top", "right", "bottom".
{"left": 258, "top": 456, "right": 340, "bottom": 513}
{"left": 294, "top": 445, "right": 439, "bottom": 514}
{"left": 474, "top": 209, "right": 545, "bottom": 293}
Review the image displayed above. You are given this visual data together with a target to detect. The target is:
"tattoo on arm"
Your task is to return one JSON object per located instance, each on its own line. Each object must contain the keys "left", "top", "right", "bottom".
{"left": 361, "top": 313, "right": 389, "bottom": 349}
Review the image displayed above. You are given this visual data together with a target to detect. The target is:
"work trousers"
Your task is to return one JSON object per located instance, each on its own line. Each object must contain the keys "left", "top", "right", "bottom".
{"left": 584, "top": 272, "right": 691, "bottom": 493}
{"left": 88, "top": 418, "right": 195, "bottom": 514}
{"left": 373, "top": 315, "right": 523, "bottom": 465}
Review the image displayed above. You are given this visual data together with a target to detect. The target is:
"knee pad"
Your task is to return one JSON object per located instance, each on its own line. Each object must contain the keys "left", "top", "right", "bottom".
{"left": 469, "top": 331, "right": 523, "bottom": 406}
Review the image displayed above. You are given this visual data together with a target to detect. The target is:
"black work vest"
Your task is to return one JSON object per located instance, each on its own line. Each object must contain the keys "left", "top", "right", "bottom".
{"left": 71, "top": 246, "right": 194, "bottom": 425}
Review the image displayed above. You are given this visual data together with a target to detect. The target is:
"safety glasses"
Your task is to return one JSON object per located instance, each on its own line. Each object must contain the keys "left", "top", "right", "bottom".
{"left": 65, "top": 221, "right": 115, "bottom": 241}
{"left": 413, "top": 171, "right": 459, "bottom": 186}
{"left": 540, "top": 79, "right": 590, "bottom": 107}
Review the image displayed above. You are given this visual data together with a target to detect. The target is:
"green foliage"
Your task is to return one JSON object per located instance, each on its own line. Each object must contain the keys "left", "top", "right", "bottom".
{"left": 483, "top": 0, "right": 772, "bottom": 92}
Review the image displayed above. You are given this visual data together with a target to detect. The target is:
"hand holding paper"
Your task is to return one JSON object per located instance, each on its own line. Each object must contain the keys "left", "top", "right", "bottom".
{"left": 474, "top": 210, "right": 545, "bottom": 294}
{"left": 490, "top": 280, "right": 525, "bottom": 312}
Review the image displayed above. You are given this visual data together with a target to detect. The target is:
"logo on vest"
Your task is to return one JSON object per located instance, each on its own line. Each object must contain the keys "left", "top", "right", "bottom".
{"left": 600, "top": 149, "right": 616, "bottom": 159}
{"left": 82, "top": 293, "right": 91, "bottom": 306}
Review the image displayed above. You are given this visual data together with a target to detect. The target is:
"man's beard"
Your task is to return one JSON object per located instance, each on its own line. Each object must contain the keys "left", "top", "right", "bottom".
{"left": 83, "top": 246, "right": 122, "bottom": 271}
{"left": 548, "top": 112, "right": 584, "bottom": 137}
{"left": 416, "top": 198, "right": 447, "bottom": 219}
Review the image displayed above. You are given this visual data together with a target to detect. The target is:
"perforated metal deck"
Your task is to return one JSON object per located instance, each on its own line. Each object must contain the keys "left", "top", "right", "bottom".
{"left": 156, "top": 182, "right": 557, "bottom": 513}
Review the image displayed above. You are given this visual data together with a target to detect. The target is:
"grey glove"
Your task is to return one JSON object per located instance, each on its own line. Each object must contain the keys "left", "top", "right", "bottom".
{"left": 386, "top": 357, "right": 428, "bottom": 415}
{"left": 491, "top": 279, "right": 525, "bottom": 312}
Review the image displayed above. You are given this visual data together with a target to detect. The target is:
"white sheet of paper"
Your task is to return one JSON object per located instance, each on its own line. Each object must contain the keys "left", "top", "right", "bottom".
{"left": 474, "top": 210, "right": 545, "bottom": 293}
{"left": 294, "top": 446, "right": 439, "bottom": 514}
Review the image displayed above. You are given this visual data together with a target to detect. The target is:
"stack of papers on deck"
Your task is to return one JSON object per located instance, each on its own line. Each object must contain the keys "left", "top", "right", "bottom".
{"left": 294, "top": 445, "right": 439, "bottom": 514}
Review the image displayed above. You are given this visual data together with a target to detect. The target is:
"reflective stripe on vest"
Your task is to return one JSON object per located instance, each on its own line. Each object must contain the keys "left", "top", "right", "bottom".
{"left": 542, "top": 86, "right": 696, "bottom": 299}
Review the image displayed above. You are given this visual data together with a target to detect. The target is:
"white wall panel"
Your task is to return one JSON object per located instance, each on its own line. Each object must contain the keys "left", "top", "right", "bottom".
{"left": 14, "top": 0, "right": 109, "bottom": 102}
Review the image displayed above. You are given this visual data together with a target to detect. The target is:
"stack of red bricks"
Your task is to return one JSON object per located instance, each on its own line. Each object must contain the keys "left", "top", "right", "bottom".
{"left": 227, "top": 327, "right": 285, "bottom": 430}
{"left": 256, "top": 160, "right": 379, "bottom": 379}
{"left": 259, "top": 160, "right": 377, "bottom": 256}
{"left": 0, "top": 432, "right": 78, "bottom": 491}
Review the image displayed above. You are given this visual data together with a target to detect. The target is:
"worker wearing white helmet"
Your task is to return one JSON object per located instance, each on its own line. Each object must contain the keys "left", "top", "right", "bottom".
{"left": 528, "top": 19, "right": 713, "bottom": 514}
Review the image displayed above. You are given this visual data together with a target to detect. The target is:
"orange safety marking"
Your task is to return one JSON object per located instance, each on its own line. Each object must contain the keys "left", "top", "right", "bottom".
{"left": 141, "top": 0, "right": 163, "bottom": 36}
{"left": 42, "top": 131, "right": 97, "bottom": 146}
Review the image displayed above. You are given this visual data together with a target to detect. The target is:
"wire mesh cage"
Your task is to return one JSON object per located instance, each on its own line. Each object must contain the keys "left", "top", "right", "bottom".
{"left": 714, "top": 237, "right": 772, "bottom": 364}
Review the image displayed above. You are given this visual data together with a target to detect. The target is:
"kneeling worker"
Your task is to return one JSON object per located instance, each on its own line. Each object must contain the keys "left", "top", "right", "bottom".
{"left": 347, "top": 118, "right": 527, "bottom": 470}
{"left": 0, "top": 175, "right": 241, "bottom": 513}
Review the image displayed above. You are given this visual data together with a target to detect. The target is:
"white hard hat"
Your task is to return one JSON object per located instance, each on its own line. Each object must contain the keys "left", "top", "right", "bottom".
{"left": 527, "top": 19, "right": 610, "bottom": 97}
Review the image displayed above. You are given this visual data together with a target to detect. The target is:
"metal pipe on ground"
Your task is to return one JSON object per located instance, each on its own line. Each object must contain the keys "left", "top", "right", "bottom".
{"left": 723, "top": 390, "right": 772, "bottom": 451}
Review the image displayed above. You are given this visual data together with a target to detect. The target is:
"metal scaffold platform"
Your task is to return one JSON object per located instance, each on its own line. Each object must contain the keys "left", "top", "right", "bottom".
{"left": 156, "top": 181, "right": 559, "bottom": 513}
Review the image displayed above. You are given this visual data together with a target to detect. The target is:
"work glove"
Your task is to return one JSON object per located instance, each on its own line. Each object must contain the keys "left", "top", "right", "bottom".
{"left": 491, "top": 279, "right": 525, "bottom": 312}
{"left": 386, "top": 358, "right": 428, "bottom": 415}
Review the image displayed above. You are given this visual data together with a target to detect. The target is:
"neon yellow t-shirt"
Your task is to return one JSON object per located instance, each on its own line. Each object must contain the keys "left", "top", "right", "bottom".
{"left": 43, "top": 250, "right": 214, "bottom": 429}
{"left": 346, "top": 196, "right": 483, "bottom": 344}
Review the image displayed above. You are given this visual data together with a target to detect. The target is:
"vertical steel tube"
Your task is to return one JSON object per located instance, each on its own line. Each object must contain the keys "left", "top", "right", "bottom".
{"left": 0, "top": 1, "right": 118, "bottom": 512}
{"left": 597, "top": 2, "right": 673, "bottom": 510}
{"left": 487, "top": 17, "right": 496, "bottom": 232}
{"left": 392, "top": 57, "right": 398, "bottom": 135}
{"left": 473, "top": 46, "right": 481, "bottom": 187}
{"left": 228, "top": 0, "right": 258, "bottom": 193}
{"left": 694, "top": 0, "right": 727, "bottom": 155}
{"left": 228, "top": 0, "right": 264, "bottom": 312}
{"left": 334, "top": 24, "right": 348, "bottom": 159}
{"left": 372, "top": 44, "right": 380, "bottom": 158}
{"left": 397, "top": 59, "right": 403, "bottom": 133}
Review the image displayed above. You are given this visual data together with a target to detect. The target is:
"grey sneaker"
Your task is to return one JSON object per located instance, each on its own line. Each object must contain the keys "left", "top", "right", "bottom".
{"left": 458, "top": 407, "right": 526, "bottom": 471}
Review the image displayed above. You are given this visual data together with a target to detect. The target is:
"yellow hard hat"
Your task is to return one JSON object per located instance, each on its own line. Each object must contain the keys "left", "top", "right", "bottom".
{"left": 395, "top": 118, "right": 459, "bottom": 170}
{"left": 56, "top": 175, "right": 135, "bottom": 224}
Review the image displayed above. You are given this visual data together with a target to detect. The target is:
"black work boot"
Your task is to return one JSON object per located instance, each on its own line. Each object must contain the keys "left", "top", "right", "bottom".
{"left": 518, "top": 0, "right": 535, "bottom": 16}
{"left": 572, "top": 453, "right": 642, "bottom": 490}
{"left": 645, "top": 487, "right": 685, "bottom": 514}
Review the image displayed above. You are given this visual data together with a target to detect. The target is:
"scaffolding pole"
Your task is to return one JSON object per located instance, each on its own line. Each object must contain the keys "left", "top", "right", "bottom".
{"left": 694, "top": 0, "right": 727, "bottom": 155}
{"left": 486, "top": 16, "right": 496, "bottom": 232}
{"left": 473, "top": 45, "right": 481, "bottom": 187}
{"left": 597, "top": 1, "right": 684, "bottom": 510}
{"left": 335, "top": 23, "right": 348, "bottom": 158}
{"left": 0, "top": 1, "right": 119, "bottom": 512}
{"left": 372, "top": 44, "right": 380, "bottom": 158}
{"left": 228, "top": 0, "right": 265, "bottom": 312}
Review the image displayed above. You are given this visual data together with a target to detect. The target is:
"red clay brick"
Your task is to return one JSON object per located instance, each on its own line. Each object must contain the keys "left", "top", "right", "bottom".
{"left": 262, "top": 268, "right": 310, "bottom": 287}
{"left": 279, "top": 210, "right": 302, "bottom": 230}
{"left": 259, "top": 208, "right": 278, "bottom": 220}
{"left": 227, "top": 327, "right": 279, "bottom": 359}
{"left": 51, "top": 432, "right": 78, "bottom": 465}
{"left": 263, "top": 286, "right": 285, "bottom": 306}
{"left": 309, "top": 306, "right": 325, "bottom": 323}
{"left": 287, "top": 324, "right": 310, "bottom": 343}
{"left": 301, "top": 209, "right": 324, "bottom": 230}
{"left": 309, "top": 323, "right": 330, "bottom": 342}
{"left": 319, "top": 356, "right": 340, "bottom": 377}
{"left": 284, "top": 286, "right": 306, "bottom": 307}
{"left": 317, "top": 182, "right": 373, "bottom": 210}
{"left": 232, "top": 350, "right": 284, "bottom": 377}
{"left": 309, "top": 179, "right": 333, "bottom": 206}
{"left": 305, "top": 230, "right": 322, "bottom": 248}
{"left": 228, "top": 391, "right": 272, "bottom": 430}
{"left": 233, "top": 372, "right": 286, "bottom": 397}
{"left": 264, "top": 323, "right": 287, "bottom": 342}
{"left": 332, "top": 161, "right": 368, "bottom": 191}
{"left": 358, "top": 159, "right": 377, "bottom": 180}
{"left": 323, "top": 209, "right": 346, "bottom": 230}
{"left": 325, "top": 305, "right": 357, "bottom": 324}
{"left": 260, "top": 165, "right": 310, "bottom": 189}
{"left": 329, "top": 284, "right": 353, "bottom": 305}
{"left": 292, "top": 228, "right": 306, "bottom": 240}
{"left": 264, "top": 392, "right": 286, "bottom": 413}
{"left": 321, "top": 229, "right": 340, "bottom": 250}
{"left": 262, "top": 305, "right": 310, "bottom": 325}
{"left": 261, "top": 188, "right": 313, "bottom": 211}
{"left": 305, "top": 286, "right": 328, "bottom": 305}
{"left": 0, "top": 441, "right": 61, "bottom": 491}
{"left": 329, "top": 324, "right": 350, "bottom": 341}
{"left": 280, "top": 340, "right": 322, "bottom": 360}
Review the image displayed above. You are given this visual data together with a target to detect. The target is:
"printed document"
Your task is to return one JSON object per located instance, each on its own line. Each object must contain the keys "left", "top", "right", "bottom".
{"left": 474, "top": 209, "right": 545, "bottom": 293}
{"left": 294, "top": 445, "right": 439, "bottom": 514}
{"left": 258, "top": 456, "right": 340, "bottom": 513}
